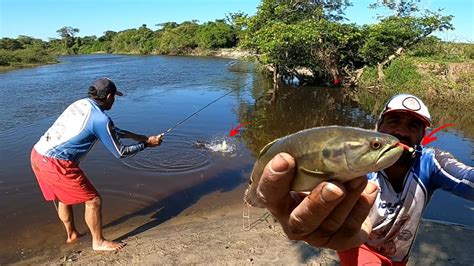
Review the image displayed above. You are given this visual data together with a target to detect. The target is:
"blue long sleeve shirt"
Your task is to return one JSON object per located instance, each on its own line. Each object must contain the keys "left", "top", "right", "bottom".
{"left": 366, "top": 147, "right": 473, "bottom": 262}
{"left": 34, "top": 98, "right": 145, "bottom": 163}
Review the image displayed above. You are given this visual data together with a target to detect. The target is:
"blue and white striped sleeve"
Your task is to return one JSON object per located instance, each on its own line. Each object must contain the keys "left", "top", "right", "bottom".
{"left": 93, "top": 117, "right": 145, "bottom": 158}
{"left": 430, "top": 148, "right": 474, "bottom": 201}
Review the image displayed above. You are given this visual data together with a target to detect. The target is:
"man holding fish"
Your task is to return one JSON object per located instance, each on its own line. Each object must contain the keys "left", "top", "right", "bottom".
{"left": 30, "top": 78, "right": 164, "bottom": 251}
{"left": 246, "top": 93, "right": 473, "bottom": 265}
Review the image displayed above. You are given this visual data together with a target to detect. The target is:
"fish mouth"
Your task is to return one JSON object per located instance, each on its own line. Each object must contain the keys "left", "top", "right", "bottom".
{"left": 376, "top": 142, "right": 403, "bottom": 164}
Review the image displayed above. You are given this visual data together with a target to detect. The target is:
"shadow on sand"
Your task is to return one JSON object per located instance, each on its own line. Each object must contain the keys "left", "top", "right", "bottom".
{"left": 103, "top": 166, "right": 252, "bottom": 242}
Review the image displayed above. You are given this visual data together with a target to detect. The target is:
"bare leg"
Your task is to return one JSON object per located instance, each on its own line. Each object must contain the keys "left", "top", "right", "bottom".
{"left": 84, "top": 196, "right": 125, "bottom": 251}
{"left": 57, "top": 201, "right": 81, "bottom": 243}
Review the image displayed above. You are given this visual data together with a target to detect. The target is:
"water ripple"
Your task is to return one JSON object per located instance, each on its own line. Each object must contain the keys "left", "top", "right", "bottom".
{"left": 121, "top": 133, "right": 212, "bottom": 173}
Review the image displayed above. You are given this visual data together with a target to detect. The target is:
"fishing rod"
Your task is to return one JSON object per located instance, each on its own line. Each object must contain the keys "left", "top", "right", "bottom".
{"left": 160, "top": 68, "right": 265, "bottom": 136}
{"left": 161, "top": 88, "right": 237, "bottom": 136}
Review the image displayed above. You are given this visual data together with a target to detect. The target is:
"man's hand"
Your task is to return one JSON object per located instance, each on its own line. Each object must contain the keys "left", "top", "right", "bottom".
{"left": 145, "top": 134, "right": 163, "bottom": 147}
{"left": 256, "top": 153, "right": 378, "bottom": 251}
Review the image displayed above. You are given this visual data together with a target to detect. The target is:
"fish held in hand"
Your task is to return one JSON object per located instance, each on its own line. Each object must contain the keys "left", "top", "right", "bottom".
{"left": 244, "top": 126, "right": 403, "bottom": 207}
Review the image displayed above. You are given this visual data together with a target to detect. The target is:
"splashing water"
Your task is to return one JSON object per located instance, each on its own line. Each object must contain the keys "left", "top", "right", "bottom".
{"left": 196, "top": 136, "right": 236, "bottom": 153}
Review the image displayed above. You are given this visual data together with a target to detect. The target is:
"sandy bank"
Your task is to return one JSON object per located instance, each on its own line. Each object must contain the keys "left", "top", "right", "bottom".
{"left": 17, "top": 185, "right": 474, "bottom": 265}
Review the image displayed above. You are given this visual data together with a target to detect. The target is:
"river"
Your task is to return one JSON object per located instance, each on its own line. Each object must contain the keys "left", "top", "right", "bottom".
{"left": 0, "top": 54, "right": 472, "bottom": 263}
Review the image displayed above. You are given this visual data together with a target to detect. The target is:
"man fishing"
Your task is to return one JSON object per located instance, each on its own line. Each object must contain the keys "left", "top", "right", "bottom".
{"left": 30, "top": 77, "right": 163, "bottom": 251}
{"left": 252, "top": 93, "right": 473, "bottom": 265}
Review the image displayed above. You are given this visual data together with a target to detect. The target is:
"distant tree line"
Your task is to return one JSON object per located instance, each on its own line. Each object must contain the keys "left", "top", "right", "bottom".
{"left": 0, "top": 18, "right": 242, "bottom": 69}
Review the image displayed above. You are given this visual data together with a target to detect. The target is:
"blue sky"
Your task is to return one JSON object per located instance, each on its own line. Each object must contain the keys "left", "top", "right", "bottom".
{"left": 1, "top": 0, "right": 472, "bottom": 42}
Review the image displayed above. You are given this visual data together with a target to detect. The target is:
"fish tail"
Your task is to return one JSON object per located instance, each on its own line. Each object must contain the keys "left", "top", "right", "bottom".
{"left": 243, "top": 163, "right": 266, "bottom": 208}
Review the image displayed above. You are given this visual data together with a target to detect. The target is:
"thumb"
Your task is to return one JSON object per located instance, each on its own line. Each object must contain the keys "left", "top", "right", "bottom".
{"left": 257, "top": 153, "right": 296, "bottom": 207}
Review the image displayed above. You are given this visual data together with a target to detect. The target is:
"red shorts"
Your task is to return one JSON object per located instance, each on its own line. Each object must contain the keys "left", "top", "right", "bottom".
{"left": 30, "top": 148, "right": 98, "bottom": 205}
{"left": 337, "top": 244, "right": 407, "bottom": 266}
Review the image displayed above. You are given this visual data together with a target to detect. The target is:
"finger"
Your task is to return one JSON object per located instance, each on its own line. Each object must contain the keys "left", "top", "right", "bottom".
{"left": 327, "top": 215, "right": 373, "bottom": 251}
{"left": 257, "top": 153, "right": 295, "bottom": 215}
{"left": 326, "top": 181, "right": 378, "bottom": 249}
{"left": 314, "top": 176, "right": 367, "bottom": 234}
{"left": 286, "top": 181, "right": 346, "bottom": 238}
{"left": 335, "top": 181, "right": 378, "bottom": 236}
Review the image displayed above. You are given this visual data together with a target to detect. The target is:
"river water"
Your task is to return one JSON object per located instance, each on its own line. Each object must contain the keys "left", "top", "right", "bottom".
{"left": 0, "top": 55, "right": 472, "bottom": 263}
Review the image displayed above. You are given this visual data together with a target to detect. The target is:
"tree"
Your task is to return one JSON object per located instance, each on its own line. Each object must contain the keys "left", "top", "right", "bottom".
{"left": 197, "top": 20, "right": 237, "bottom": 49}
{"left": 56, "top": 26, "right": 80, "bottom": 39}
{"left": 56, "top": 26, "right": 80, "bottom": 52}
{"left": 240, "top": 0, "right": 453, "bottom": 86}
{"left": 156, "top": 22, "right": 179, "bottom": 32}
{"left": 240, "top": 0, "right": 353, "bottom": 84}
{"left": 98, "top": 31, "right": 117, "bottom": 42}
{"left": 0, "top": 38, "right": 23, "bottom": 50}
{"left": 157, "top": 21, "right": 199, "bottom": 54}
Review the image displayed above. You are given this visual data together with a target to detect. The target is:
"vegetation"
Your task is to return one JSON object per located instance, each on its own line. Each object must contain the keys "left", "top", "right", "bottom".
{"left": 0, "top": 0, "right": 472, "bottom": 106}
{"left": 0, "top": 36, "right": 57, "bottom": 71}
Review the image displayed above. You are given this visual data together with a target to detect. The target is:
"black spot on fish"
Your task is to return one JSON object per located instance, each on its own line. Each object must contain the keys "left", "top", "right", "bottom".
{"left": 322, "top": 149, "right": 331, "bottom": 158}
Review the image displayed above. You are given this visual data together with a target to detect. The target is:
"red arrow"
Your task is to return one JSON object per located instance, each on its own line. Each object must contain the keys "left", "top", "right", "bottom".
{"left": 422, "top": 123, "right": 455, "bottom": 146}
{"left": 229, "top": 123, "right": 249, "bottom": 137}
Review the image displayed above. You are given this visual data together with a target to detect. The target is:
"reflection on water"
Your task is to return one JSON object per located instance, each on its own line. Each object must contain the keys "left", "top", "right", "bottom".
{"left": 355, "top": 90, "right": 474, "bottom": 139}
{"left": 235, "top": 83, "right": 473, "bottom": 228}
{"left": 238, "top": 84, "right": 377, "bottom": 157}
{"left": 122, "top": 133, "right": 213, "bottom": 173}
{"left": 0, "top": 55, "right": 472, "bottom": 263}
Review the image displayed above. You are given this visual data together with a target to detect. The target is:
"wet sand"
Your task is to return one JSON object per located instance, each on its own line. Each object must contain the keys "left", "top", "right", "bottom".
{"left": 16, "top": 185, "right": 474, "bottom": 265}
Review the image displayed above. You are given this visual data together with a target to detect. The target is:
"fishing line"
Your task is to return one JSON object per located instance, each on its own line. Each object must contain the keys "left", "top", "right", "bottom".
{"left": 162, "top": 89, "right": 236, "bottom": 136}
{"left": 162, "top": 77, "right": 263, "bottom": 136}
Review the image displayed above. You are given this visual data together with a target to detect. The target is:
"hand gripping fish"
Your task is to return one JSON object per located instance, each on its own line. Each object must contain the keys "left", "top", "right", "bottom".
{"left": 244, "top": 126, "right": 404, "bottom": 207}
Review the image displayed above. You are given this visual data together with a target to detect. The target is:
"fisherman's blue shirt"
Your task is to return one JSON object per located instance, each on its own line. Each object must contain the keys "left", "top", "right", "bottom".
{"left": 366, "top": 147, "right": 473, "bottom": 262}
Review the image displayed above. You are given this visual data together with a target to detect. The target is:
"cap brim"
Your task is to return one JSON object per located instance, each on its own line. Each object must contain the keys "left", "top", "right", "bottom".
{"left": 115, "top": 91, "right": 124, "bottom": 96}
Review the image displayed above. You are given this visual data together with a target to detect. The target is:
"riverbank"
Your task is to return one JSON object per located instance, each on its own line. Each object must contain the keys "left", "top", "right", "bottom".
{"left": 0, "top": 48, "right": 253, "bottom": 73}
{"left": 15, "top": 184, "right": 474, "bottom": 265}
{"left": 0, "top": 61, "right": 58, "bottom": 73}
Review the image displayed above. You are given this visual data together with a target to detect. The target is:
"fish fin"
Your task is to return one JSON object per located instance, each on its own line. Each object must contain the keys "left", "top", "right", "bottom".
{"left": 292, "top": 167, "right": 332, "bottom": 191}
{"left": 258, "top": 138, "right": 278, "bottom": 156}
{"left": 299, "top": 167, "right": 331, "bottom": 178}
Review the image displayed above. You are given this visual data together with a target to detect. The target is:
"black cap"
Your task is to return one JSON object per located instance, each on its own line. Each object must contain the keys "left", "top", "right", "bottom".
{"left": 88, "top": 78, "right": 123, "bottom": 99}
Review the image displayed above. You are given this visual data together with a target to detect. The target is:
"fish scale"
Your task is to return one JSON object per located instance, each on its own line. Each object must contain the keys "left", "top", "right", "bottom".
{"left": 244, "top": 126, "right": 404, "bottom": 208}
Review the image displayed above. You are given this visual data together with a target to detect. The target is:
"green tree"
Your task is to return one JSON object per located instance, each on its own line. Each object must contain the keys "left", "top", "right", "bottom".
{"left": 369, "top": 0, "right": 421, "bottom": 17}
{"left": 157, "top": 21, "right": 199, "bottom": 54}
{"left": 0, "top": 38, "right": 23, "bottom": 50}
{"left": 241, "top": 0, "right": 354, "bottom": 84}
{"left": 98, "top": 31, "right": 117, "bottom": 42}
{"left": 225, "top": 11, "right": 248, "bottom": 43}
{"left": 156, "top": 22, "right": 179, "bottom": 32}
{"left": 56, "top": 26, "right": 80, "bottom": 53}
{"left": 197, "top": 20, "right": 236, "bottom": 49}
{"left": 240, "top": 0, "right": 453, "bottom": 86}
{"left": 361, "top": 13, "right": 453, "bottom": 81}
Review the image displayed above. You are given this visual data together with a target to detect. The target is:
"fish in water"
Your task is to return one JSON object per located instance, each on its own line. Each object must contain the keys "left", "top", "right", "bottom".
{"left": 195, "top": 139, "right": 229, "bottom": 152}
{"left": 195, "top": 140, "right": 209, "bottom": 148}
{"left": 244, "top": 126, "right": 404, "bottom": 208}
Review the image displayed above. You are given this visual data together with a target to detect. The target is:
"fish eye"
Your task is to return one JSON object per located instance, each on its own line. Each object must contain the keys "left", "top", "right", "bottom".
{"left": 370, "top": 139, "right": 382, "bottom": 150}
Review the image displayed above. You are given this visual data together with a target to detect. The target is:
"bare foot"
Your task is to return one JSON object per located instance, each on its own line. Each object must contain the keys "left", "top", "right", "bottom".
{"left": 66, "top": 231, "right": 83, "bottom": 244}
{"left": 93, "top": 240, "right": 126, "bottom": 251}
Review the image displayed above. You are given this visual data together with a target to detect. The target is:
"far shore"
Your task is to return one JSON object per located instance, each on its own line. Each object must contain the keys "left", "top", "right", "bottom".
{"left": 0, "top": 61, "right": 58, "bottom": 73}
{"left": 0, "top": 48, "right": 252, "bottom": 73}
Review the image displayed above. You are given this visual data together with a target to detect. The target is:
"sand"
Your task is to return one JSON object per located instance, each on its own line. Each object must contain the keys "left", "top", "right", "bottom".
{"left": 16, "top": 185, "right": 474, "bottom": 265}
